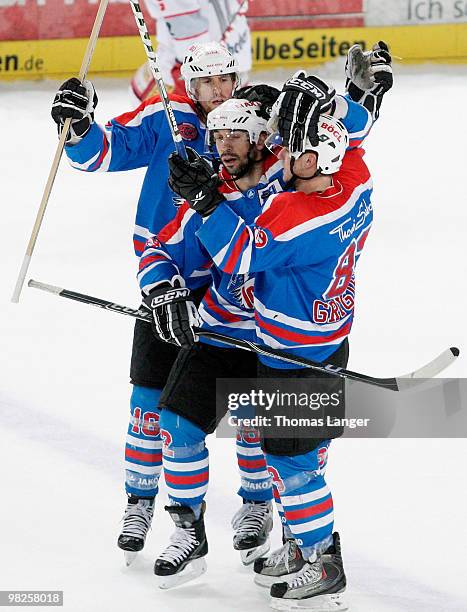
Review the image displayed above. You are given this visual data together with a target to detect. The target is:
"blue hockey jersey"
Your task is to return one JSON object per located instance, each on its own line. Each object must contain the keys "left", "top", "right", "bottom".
{"left": 64, "top": 94, "right": 208, "bottom": 269}
{"left": 63, "top": 91, "right": 371, "bottom": 269}
{"left": 197, "top": 148, "right": 373, "bottom": 367}
{"left": 137, "top": 97, "right": 373, "bottom": 348}
{"left": 138, "top": 152, "right": 286, "bottom": 344}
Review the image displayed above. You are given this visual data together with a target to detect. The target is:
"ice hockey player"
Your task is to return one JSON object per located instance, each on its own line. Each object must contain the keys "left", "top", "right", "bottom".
{"left": 139, "top": 98, "right": 280, "bottom": 580}
{"left": 50, "top": 41, "right": 273, "bottom": 566}
{"left": 132, "top": 0, "right": 251, "bottom": 101}
{"left": 140, "top": 62, "right": 377, "bottom": 586}
{"left": 178, "top": 77, "right": 374, "bottom": 610}
{"left": 49, "top": 37, "right": 391, "bottom": 572}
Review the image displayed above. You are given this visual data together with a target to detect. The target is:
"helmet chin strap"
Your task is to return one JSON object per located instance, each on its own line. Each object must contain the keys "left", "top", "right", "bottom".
{"left": 285, "top": 156, "right": 321, "bottom": 189}
{"left": 195, "top": 100, "right": 208, "bottom": 124}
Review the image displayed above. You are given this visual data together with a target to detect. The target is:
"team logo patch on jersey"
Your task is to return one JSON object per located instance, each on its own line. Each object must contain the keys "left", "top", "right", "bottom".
{"left": 254, "top": 228, "right": 268, "bottom": 248}
{"left": 228, "top": 273, "right": 254, "bottom": 309}
{"left": 146, "top": 236, "right": 161, "bottom": 248}
{"left": 318, "top": 446, "right": 328, "bottom": 468}
{"left": 178, "top": 122, "right": 198, "bottom": 141}
{"left": 241, "top": 278, "right": 254, "bottom": 309}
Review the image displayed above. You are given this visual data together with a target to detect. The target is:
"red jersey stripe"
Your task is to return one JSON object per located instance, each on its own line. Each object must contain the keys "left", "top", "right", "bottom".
{"left": 224, "top": 227, "right": 250, "bottom": 274}
{"left": 204, "top": 289, "right": 245, "bottom": 323}
{"left": 258, "top": 150, "right": 370, "bottom": 238}
{"left": 114, "top": 95, "right": 196, "bottom": 126}
{"left": 139, "top": 254, "right": 167, "bottom": 271}
{"left": 134, "top": 238, "right": 147, "bottom": 254}
{"left": 256, "top": 313, "right": 352, "bottom": 345}
{"left": 158, "top": 202, "right": 191, "bottom": 242}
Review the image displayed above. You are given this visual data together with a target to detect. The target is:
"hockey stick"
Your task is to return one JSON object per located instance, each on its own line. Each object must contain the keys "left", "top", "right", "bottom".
{"left": 28, "top": 279, "right": 459, "bottom": 391}
{"left": 10, "top": 0, "right": 110, "bottom": 305}
{"left": 210, "top": 0, "right": 249, "bottom": 44}
{"left": 129, "top": 0, "right": 187, "bottom": 159}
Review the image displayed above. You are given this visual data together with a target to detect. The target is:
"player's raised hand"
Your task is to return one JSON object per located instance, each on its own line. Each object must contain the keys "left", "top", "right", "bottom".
{"left": 269, "top": 72, "right": 336, "bottom": 153}
{"left": 51, "top": 77, "right": 98, "bottom": 144}
{"left": 168, "top": 147, "right": 225, "bottom": 217}
{"left": 345, "top": 41, "right": 393, "bottom": 119}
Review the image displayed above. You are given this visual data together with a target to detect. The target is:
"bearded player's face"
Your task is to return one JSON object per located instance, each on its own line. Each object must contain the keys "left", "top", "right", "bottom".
{"left": 213, "top": 130, "right": 251, "bottom": 176}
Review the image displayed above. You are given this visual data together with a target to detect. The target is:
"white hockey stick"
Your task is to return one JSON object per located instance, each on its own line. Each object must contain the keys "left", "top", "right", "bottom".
{"left": 210, "top": 0, "right": 249, "bottom": 43}
{"left": 129, "top": 0, "right": 186, "bottom": 158}
{"left": 11, "top": 0, "right": 110, "bottom": 304}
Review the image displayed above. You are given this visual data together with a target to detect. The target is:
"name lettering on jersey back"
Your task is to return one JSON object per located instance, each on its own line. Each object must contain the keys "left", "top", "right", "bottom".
{"left": 313, "top": 280, "right": 355, "bottom": 324}
{"left": 329, "top": 198, "right": 372, "bottom": 243}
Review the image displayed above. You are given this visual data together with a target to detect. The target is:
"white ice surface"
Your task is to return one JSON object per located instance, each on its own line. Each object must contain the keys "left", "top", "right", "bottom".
{"left": 1, "top": 64, "right": 466, "bottom": 611}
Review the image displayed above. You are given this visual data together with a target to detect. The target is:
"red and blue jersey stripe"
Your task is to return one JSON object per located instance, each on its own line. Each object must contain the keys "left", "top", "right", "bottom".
{"left": 197, "top": 148, "right": 373, "bottom": 367}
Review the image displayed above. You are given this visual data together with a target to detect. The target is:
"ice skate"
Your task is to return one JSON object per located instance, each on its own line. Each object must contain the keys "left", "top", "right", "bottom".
{"left": 154, "top": 503, "right": 208, "bottom": 589}
{"left": 117, "top": 495, "right": 154, "bottom": 566}
{"left": 231, "top": 500, "right": 273, "bottom": 565}
{"left": 254, "top": 538, "right": 306, "bottom": 587}
{"left": 322, "top": 533, "right": 344, "bottom": 569}
{"left": 269, "top": 552, "right": 347, "bottom": 611}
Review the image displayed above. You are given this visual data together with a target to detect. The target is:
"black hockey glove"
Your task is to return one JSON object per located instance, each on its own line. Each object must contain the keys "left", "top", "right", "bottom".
{"left": 234, "top": 84, "right": 281, "bottom": 120}
{"left": 143, "top": 279, "right": 200, "bottom": 349}
{"left": 51, "top": 77, "right": 98, "bottom": 144}
{"left": 345, "top": 41, "right": 393, "bottom": 120}
{"left": 168, "top": 147, "right": 225, "bottom": 217}
{"left": 269, "top": 72, "right": 336, "bottom": 151}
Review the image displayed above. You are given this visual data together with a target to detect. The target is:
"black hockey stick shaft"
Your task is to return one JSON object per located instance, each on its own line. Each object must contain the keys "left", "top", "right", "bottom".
{"left": 28, "top": 279, "right": 459, "bottom": 392}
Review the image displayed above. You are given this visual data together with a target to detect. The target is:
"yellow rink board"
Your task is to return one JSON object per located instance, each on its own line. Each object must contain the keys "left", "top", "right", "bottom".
{"left": 0, "top": 23, "right": 466, "bottom": 81}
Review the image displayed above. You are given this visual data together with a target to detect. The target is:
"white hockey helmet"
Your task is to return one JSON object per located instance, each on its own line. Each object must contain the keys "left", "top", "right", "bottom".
{"left": 292, "top": 114, "right": 349, "bottom": 175}
{"left": 181, "top": 42, "right": 240, "bottom": 100}
{"left": 207, "top": 98, "right": 268, "bottom": 145}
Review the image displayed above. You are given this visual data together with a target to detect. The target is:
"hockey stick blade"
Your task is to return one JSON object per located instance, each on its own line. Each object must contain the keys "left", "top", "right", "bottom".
{"left": 28, "top": 279, "right": 460, "bottom": 391}
{"left": 196, "top": 331, "right": 460, "bottom": 391}
{"left": 394, "top": 346, "right": 460, "bottom": 391}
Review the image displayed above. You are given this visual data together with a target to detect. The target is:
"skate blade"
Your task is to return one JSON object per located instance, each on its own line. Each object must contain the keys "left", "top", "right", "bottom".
{"left": 240, "top": 540, "right": 271, "bottom": 566}
{"left": 254, "top": 568, "right": 303, "bottom": 588}
{"left": 124, "top": 551, "right": 138, "bottom": 567}
{"left": 156, "top": 557, "right": 207, "bottom": 590}
{"left": 269, "top": 591, "right": 348, "bottom": 611}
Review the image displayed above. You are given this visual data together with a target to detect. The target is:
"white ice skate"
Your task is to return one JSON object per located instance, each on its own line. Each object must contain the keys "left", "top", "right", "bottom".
{"left": 232, "top": 500, "right": 273, "bottom": 565}
{"left": 117, "top": 495, "right": 154, "bottom": 566}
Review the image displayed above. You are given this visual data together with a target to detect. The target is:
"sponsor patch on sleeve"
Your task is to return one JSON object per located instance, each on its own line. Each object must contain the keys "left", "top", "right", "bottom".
{"left": 178, "top": 122, "right": 198, "bottom": 141}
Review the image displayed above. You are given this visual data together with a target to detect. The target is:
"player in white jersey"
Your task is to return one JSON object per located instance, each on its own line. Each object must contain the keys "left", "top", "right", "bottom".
{"left": 131, "top": 0, "right": 251, "bottom": 101}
